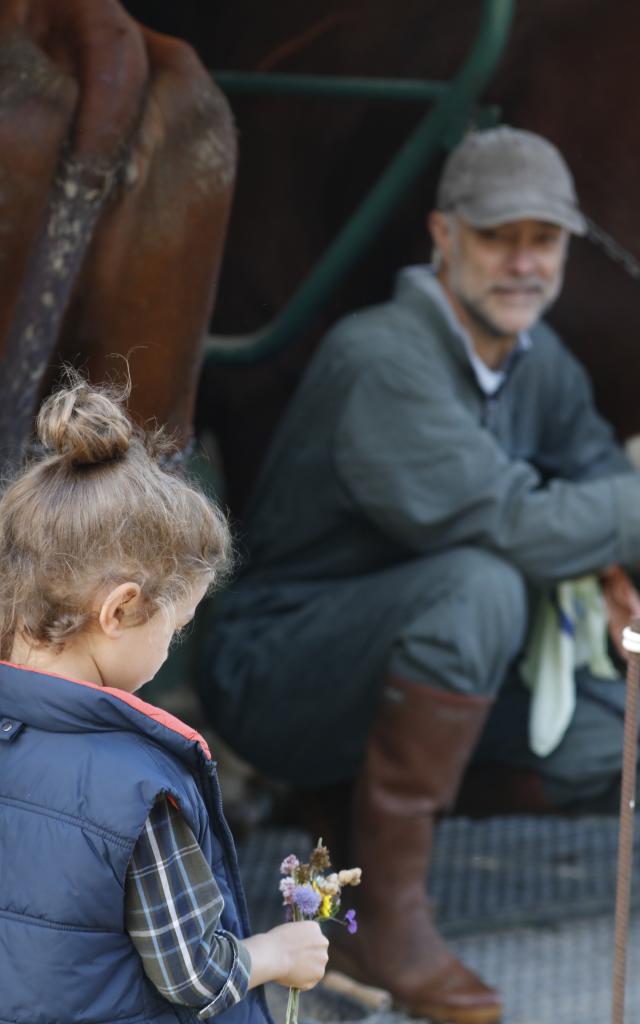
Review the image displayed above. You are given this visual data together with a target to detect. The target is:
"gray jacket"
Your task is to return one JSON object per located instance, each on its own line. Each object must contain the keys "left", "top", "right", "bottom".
{"left": 238, "top": 267, "right": 640, "bottom": 588}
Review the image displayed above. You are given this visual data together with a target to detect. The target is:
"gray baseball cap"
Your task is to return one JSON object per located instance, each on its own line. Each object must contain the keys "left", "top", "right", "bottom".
{"left": 436, "top": 127, "right": 587, "bottom": 236}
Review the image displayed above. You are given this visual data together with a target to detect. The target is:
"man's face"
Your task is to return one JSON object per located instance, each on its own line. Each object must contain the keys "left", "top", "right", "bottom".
{"left": 431, "top": 214, "right": 569, "bottom": 337}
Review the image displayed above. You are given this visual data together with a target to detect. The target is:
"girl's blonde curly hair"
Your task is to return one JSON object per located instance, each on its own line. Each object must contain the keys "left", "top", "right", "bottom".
{"left": 0, "top": 373, "right": 232, "bottom": 659}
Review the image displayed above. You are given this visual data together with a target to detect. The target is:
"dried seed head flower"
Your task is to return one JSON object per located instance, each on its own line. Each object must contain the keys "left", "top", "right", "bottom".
{"left": 315, "top": 873, "right": 340, "bottom": 896}
{"left": 338, "top": 868, "right": 362, "bottom": 887}
{"left": 279, "top": 877, "right": 296, "bottom": 905}
{"left": 309, "top": 844, "right": 331, "bottom": 872}
{"left": 296, "top": 863, "right": 312, "bottom": 884}
{"left": 280, "top": 855, "right": 300, "bottom": 876}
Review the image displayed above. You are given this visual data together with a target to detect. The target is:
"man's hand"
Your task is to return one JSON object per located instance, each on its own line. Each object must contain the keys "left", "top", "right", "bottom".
{"left": 601, "top": 564, "right": 640, "bottom": 661}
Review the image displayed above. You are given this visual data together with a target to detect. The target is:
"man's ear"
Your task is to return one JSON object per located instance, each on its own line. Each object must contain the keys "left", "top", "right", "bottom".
{"left": 428, "top": 210, "right": 453, "bottom": 258}
{"left": 98, "top": 582, "right": 142, "bottom": 638}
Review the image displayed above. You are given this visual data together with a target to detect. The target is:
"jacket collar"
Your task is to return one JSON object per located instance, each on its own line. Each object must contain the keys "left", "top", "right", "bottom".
{"left": 394, "top": 265, "right": 532, "bottom": 394}
{"left": 0, "top": 660, "right": 211, "bottom": 766}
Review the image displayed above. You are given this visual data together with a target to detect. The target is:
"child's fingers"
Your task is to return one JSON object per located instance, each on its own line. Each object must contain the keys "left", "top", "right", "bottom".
{"left": 269, "top": 920, "right": 329, "bottom": 988}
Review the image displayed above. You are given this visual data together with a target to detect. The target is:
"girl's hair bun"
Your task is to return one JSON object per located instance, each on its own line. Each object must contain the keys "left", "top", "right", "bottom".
{"left": 36, "top": 375, "right": 132, "bottom": 467}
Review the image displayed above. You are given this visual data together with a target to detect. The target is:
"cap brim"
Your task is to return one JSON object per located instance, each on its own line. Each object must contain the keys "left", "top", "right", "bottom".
{"left": 456, "top": 199, "right": 587, "bottom": 237}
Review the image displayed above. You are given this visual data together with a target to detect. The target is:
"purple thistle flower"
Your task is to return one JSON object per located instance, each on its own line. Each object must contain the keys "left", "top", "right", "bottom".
{"left": 280, "top": 854, "right": 300, "bottom": 876}
{"left": 344, "top": 909, "right": 358, "bottom": 934}
{"left": 292, "top": 883, "right": 322, "bottom": 917}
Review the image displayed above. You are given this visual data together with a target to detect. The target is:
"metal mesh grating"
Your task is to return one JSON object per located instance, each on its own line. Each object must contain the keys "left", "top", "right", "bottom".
{"left": 237, "top": 815, "right": 640, "bottom": 1023}
{"left": 237, "top": 815, "right": 636, "bottom": 936}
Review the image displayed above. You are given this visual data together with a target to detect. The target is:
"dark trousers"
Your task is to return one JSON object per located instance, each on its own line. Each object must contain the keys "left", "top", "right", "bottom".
{"left": 203, "top": 546, "right": 632, "bottom": 804}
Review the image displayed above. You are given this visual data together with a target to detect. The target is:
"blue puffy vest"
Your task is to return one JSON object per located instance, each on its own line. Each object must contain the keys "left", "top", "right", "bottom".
{"left": 0, "top": 661, "right": 274, "bottom": 1024}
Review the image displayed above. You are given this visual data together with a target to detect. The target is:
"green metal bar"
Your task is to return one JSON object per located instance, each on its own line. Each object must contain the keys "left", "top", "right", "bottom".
{"left": 213, "top": 71, "right": 449, "bottom": 102}
{"left": 206, "top": 0, "right": 515, "bottom": 365}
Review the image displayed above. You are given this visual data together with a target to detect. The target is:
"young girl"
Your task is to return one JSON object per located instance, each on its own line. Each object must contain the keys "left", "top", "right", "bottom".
{"left": 0, "top": 377, "right": 328, "bottom": 1024}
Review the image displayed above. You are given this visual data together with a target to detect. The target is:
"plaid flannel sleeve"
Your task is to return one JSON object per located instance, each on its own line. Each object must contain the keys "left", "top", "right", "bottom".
{"left": 125, "top": 795, "right": 252, "bottom": 1018}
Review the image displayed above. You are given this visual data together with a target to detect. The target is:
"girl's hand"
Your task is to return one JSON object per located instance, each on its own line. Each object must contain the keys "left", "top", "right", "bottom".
{"left": 243, "top": 920, "right": 329, "bottom": 991}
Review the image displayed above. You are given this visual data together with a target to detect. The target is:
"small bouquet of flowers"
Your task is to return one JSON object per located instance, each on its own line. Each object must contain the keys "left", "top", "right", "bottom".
{"left": 279, "top": 839, "right": 362, "bottom": 1024}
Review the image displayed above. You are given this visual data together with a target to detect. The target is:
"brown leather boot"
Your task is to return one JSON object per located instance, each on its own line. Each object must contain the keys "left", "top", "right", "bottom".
{"left": 329, "top": 677, "right": 502, "bottom": 1024}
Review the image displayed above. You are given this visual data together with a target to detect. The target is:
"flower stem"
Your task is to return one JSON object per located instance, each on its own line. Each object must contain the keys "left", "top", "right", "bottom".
{"left": 284, "top": 906, "right": 303, "bottom": 1024}
{"left": 285, "top": 985, "right": 300, "bottom": 1024}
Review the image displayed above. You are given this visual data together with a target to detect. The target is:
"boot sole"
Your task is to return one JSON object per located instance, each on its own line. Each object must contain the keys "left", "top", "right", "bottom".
{"left": 397, "top": 999, "right": 503, "bottom": 1024}
{"left": 329, "top": 949, "right": 502, "bottom": 1024}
